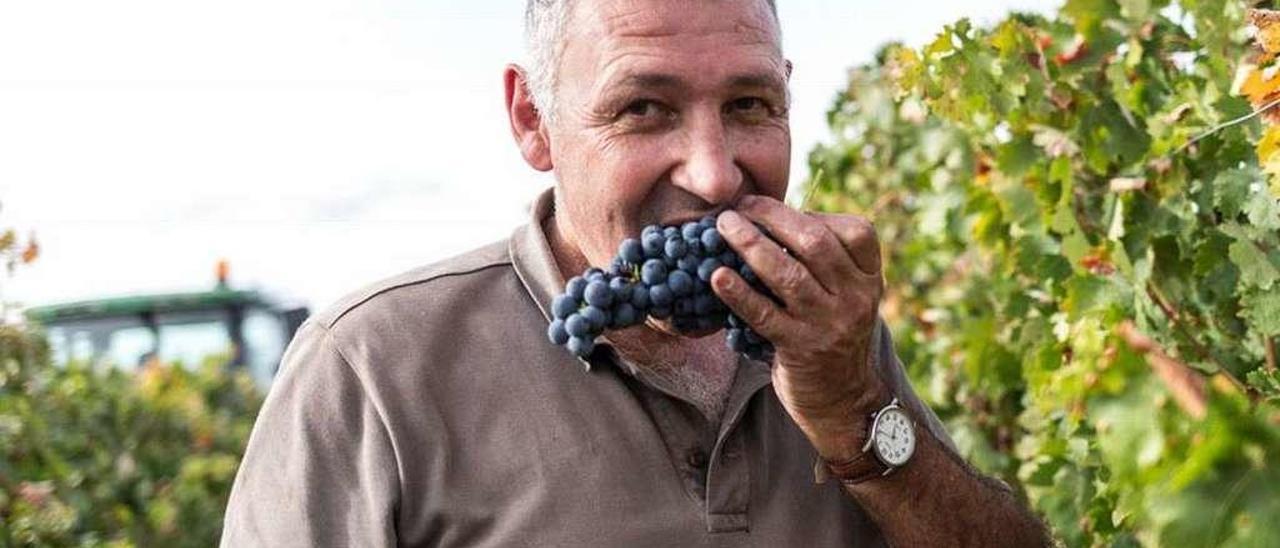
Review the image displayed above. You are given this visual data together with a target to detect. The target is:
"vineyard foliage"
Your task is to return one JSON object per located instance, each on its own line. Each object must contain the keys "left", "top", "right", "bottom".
{"left": 806, "top": 0, "right": 1280, "bottom": 545}
{"left": 0, "top": 296, "right": 262, "bottom": 545}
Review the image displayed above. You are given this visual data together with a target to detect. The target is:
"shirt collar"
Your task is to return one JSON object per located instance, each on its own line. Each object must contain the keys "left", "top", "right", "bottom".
{"left": 509, "top": 187, "right": 602, "bottom": 371}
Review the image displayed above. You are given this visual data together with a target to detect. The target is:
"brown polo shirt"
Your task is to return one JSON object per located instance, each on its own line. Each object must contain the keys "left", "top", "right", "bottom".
{"left": 220, "top": 188, "right": 956, "bottom": 547}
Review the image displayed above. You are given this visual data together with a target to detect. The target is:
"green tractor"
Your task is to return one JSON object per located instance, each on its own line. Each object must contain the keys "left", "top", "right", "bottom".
{"left": 24, "top": 262, "right": 308, "bottom": 389}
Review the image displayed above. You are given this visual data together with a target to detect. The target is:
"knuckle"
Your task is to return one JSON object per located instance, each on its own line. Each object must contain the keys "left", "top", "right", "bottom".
{"left": 845, "top": 216, "right": 878, "bottom": 245}
{"left": 795, "top": 226, "right": 828, "bottom": 256}
{"left": 779, "top": 261, "right": 808, "bottom": 293}
{"left": 737, "top": 226, "right": 764, "bottom": 247}
{"left": 744, "top": 298, "right": 778, "bottom": 330}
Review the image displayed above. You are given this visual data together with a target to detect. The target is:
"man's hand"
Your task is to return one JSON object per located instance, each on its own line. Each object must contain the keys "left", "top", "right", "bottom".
{"left": 710, "top": 194, "right": 891, "bottom": 463}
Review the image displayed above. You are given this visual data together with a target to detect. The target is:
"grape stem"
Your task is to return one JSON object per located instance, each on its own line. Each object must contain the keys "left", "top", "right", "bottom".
{"left": 1117, "top": 321, "right": 1208, "bottom": 420}
{"left": 1174, "top": 95, "right": 1280, "bottom": 156}
{"left": 1144, "top": 281, "right": 1252, "bottom": 398}
{"left": 1266, "top": 336, "right": 1277, "bottom": 374}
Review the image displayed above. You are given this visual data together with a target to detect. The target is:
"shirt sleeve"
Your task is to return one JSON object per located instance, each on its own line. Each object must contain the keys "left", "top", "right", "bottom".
{"left": 220, "top": 321, "right": 400, "bottom": 547}
{"left": 813, "top": 317, "right": 958, "bottom": 484}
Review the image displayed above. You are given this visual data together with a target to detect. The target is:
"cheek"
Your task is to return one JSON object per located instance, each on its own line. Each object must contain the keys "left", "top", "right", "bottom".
{"left": 738, "top": 131, "right": 791, "bottom": 199}
{"left": 556, "top": 139, "right": 668, "bottom": 262}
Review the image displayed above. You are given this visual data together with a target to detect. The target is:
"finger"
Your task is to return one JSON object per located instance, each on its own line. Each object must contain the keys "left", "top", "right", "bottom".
{"left": 809, "top": 212, "right": 882, "bottom": 276}
{"left": 709, "top": 266, "right": 798, "bottom": 345}
{"left": 717, "top": 209, "right": 828, "bottom": 310}
{"left": 735, "top": 195, "right": 860, "bottom": 292}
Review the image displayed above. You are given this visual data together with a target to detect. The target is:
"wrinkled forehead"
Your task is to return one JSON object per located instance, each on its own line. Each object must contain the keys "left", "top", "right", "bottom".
{"left": 558, "top": 0, "right": 784, "bottom": 95}
{"left": 566, "top": 0, "right": 781, "bottom": 54}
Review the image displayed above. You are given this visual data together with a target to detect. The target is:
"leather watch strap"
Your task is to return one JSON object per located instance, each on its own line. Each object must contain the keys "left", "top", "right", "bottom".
{"left": 822, "top": 450, "right": 887, "bottom": 485}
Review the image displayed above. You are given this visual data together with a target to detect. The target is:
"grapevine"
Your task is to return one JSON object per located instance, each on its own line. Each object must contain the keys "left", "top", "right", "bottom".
{"left": 805, "top": 1, "right": 1280, "bottom": 545}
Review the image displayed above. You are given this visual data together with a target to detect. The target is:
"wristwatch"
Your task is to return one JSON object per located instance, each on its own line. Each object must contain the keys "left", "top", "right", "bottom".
{"left": 821, "top": 398, "right": 917, "bottom": 485}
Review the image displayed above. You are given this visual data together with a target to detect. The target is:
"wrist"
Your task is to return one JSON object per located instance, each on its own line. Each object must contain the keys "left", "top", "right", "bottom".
{"left": 819, "top": 390, "right": 917, "bottom": 486}
{"left": 808, "top": 374, "right": 893, "bottom": 463}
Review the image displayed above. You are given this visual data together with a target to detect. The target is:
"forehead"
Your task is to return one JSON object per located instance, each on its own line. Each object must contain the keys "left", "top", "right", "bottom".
{"left": 560, "top": 0, "right": 783, "bottom": 88}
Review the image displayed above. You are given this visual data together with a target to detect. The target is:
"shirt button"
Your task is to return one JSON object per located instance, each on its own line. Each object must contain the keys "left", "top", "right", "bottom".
{"left": 686, "top": 449, "right": 708, "bottom": 469}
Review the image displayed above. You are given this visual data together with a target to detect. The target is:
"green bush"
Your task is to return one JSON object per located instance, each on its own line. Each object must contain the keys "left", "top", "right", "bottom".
{"left": 806, "top": 0, "right": 1280, "bottom": 545}
{"left": 0, "top": 322, "right": 262, "bottom": 547}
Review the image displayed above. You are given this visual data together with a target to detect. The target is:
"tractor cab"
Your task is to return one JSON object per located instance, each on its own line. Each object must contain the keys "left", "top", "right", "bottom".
{"left": 24, "top": 261, "right": 308, "bottom": 389}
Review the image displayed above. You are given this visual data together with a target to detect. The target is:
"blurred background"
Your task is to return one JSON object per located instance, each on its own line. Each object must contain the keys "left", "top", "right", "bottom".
{"left": 6, "top": 1, "right": 1280, "bottom": 546}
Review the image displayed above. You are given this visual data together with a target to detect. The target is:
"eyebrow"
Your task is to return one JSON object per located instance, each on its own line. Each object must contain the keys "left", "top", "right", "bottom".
{"left": 610, "top": 71, "right": 787, "bottom": 94}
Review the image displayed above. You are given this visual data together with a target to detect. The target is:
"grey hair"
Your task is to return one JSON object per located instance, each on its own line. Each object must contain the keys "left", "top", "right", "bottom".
{"left": 523, "top": 0, "right": 780, "bottom": 124}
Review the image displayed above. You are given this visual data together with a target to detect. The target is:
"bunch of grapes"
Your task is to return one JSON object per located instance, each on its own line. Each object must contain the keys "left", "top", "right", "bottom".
{"left": 546, "top": 214, "right": 776, "bottom": 360}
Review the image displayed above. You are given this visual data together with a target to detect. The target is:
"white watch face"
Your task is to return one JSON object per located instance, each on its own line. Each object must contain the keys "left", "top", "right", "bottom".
{"left": 873, "top": 407, "right": 915, "bottom": 467}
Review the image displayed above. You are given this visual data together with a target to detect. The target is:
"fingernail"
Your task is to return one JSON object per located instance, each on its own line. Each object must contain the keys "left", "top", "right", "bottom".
{"left": 717, "top": 270, "right": 736, "bottom": 288}
{"left": 739, "top": 195, "right": 758, "bottom": 207}
{"left": 719, "top": 210, "right": 745, "bottom": 232}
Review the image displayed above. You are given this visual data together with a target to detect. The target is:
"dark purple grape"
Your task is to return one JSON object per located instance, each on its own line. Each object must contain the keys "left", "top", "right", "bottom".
{"left": 649, "top": 284, "right": 674, "bottom": 307}
{"left": 685, "top": 239, "right": 704, "bottom": 257}
{"left": 565, "top": 314, "right": 590, "bottom": 337}
{"left": 674, "top": 298, "right": 694, "bottom": 316}
{"left": 566, "top": 276, "right": 587, "bottom": 300}
{"left": 547, "top": 319, "right": 570, "bottom": 345}
{"left": 567, "top": 336, "right": 595, "bottom": 357}
{"left": 668, "top": 270, "right": 694, "bottom": 297}
{"left": 697, "top": 257, "right": 722, "bottom": 282}
{"left": 552, "top": 295, "right": 578, "bottom": 319}
{"left": 677, "top": 255, "right": 699, "bottom": 274}
{"left": 612, "top": 303, "right": 639, "bottom": 328}
{"left": 630, "top": 285, "right": 651, "bottom": 309}
{"left": 620, "top": 239, "right": 644, "bottom": 265}
{"left": 664, "top": 237, "right": 687, "bottom": 259}
{"left": 701, "top": 228, "right": 724, "bottom": 254}
{"left": 693, "top": 293, "right": 715, "bottom": 315}
{"left": 585, "top": 280, "right": 613, "bottom": 308}
{"left": 681, "top": 222, "right": 701, "bottom": 241}
{"left": 642, "top": 232, "right": 665, "bottom": 258}
{"left": 581, "top": 306, "right": 608, "bottom": 331}
{"left": 608, "top": 258, "right": 625, "bottom": 277}
{"left": 547, "top": 213, "right": 778, "bottom": 360}
{"left": 641, "top": 259, "right": 668, "bottom": 285}
{"left": 609, "top": 276, "right": 631, "bottom": 301}
{"left": 719, "top": 251, "right": 739, "bottom": 268}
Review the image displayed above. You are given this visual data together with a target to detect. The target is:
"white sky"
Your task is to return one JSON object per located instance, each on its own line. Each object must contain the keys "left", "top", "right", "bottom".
{"left": 0, "top": 0, "right": 1060, "bottom": 314}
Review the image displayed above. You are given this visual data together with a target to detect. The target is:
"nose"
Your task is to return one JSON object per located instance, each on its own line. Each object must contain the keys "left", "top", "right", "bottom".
{"left": 670, "top": 112, "right": 743, "bottom": 205}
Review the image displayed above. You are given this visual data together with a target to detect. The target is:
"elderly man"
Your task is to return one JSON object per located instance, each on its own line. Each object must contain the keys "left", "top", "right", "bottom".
{"left": 222, "top": 0, "right": 1049, "bottom": 546}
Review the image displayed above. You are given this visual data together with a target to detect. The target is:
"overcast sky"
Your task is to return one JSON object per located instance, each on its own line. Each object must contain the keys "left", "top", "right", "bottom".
{"left": 0, "top": 0, "right": 1060, "bottom": 314}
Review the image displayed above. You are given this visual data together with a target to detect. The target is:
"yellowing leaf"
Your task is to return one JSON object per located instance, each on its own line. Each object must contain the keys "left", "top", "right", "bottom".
{"left": 1250, "top": 8, "right": 1280, "bottom": 55}
{"left": 1234, "top": 62, "right": 1280, "bottom": 124}
{"left": 1258, "top": 126, "right": 1280, "bottom": 181}
{"left": 1236, "top": 64, "right": 1280, "bottom": 105}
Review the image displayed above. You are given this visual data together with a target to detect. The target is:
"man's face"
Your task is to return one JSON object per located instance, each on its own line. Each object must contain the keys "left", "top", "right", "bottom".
{"left": 547, "top": 0, "right": 791, "bottom": 268}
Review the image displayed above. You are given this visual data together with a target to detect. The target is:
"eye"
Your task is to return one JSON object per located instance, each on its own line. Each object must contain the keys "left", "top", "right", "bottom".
{"left": 727, "top": 97, "right": 775, "bottom": 122}
{"left": 731, "top": 97, "right": 767, "bottom": 111}
{"left": 621, "top": 99, "right": 664, "bottom": 119}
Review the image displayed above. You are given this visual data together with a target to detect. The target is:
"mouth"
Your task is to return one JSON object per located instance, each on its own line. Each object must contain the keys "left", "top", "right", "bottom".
{"left": 656, "top": 209, "right": 729, "bottom": 229}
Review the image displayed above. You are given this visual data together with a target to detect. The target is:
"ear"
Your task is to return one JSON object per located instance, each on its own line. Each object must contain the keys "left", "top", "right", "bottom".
{"left": 784, "top": 59, "right": 793, "bottom": 80}
{"left": 504, "top": 64, "right": 553, "bottom": 172}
